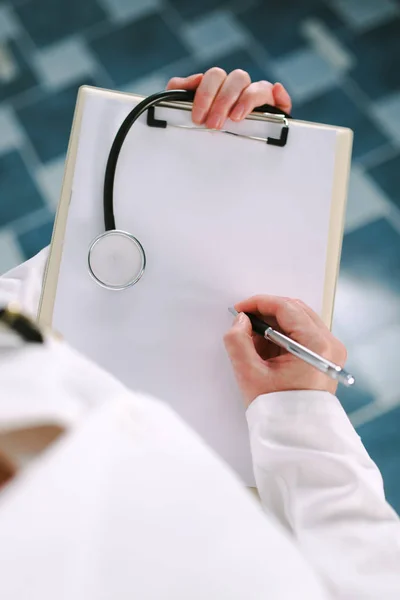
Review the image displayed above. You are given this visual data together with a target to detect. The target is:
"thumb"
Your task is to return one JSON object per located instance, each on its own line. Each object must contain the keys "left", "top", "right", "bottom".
{"left": 224, "top": 313, "right": 260, "bottom": 367}
{"left": 166, "top": 73, "right": 203, "bottom": 91}
{"left": 272, "top": 82, "right": 292, "bottom": 114}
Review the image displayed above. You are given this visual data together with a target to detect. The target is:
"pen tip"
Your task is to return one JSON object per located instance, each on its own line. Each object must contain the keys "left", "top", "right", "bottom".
{"left": 228, "top": 307, "right": 239, "bottom": 317}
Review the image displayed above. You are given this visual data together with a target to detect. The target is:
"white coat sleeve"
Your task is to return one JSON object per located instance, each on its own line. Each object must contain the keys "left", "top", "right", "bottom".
{"left": 0, "top": 248, "right": 49, "bottom": 316}
{"left": 247, "top": 390, "right": 400, "bottom": 599}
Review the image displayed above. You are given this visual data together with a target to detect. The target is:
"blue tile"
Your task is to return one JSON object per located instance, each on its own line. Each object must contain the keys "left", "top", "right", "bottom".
{"left": 192, "top": 49, "right": 274, "bottom": 83}
{"left": 347, "top": 18, "right": 400, "bottom": 99}
{"left": 332, "top": 0, "right": 399, "bottom": 31}
{"left": 335, "top": 219, "right": 400, "bottom": 343}
{"left": 15, "top": 0, "right": 107, "bottom": 47}
{"left": 341, "top": 219, "right": 400, "bottom": 296}
{"left": 294, "top": 87, "right": 390, "bottom": 160}
{"left": 89, "top": 14, "right": 190, "bottom": 87}
{"left": 336, "top": 380, "right": 375, "bottom": 414}
{"left": 18, "top": 217, "right": 54, "bottom": 259}
{"left": 15, "top": 78, "right": 96, "bottom": 163}
{"left": 368, "top": 152, "right": 400, "bottom": 211}
{"left": 240, "top": 0, "right": 345, "bottom": 57}
{"left": 0, "top": 150, "right": 44, "bottom": 226}
{"left": 357, "top": 405, "right": 400, "bottom": 513}
{"left": 0, "top": 39, "right": 39, "bottom": 104}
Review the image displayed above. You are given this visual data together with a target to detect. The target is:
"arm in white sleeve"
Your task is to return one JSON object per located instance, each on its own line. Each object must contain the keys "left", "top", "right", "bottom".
{"left": 0, "top": 248, "right": 49, "bottom": 316}
{"left": 247, "top": 390, "right": 400, "bottom": 599}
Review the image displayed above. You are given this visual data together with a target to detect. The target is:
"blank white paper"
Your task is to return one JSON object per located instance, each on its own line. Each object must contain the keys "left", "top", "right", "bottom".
{"left": 53, "top": 88, "right": 339, "bottom": 484}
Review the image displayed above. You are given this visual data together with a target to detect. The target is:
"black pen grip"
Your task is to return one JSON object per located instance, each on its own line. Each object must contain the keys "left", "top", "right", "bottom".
{"left": 244, "top": 312, "right": 270, "bottom": 337}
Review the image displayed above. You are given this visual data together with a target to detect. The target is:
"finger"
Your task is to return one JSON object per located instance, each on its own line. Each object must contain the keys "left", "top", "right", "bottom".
{"left": 272, "top": 82, "right": 292, "bottom": 114}
{"left": 253, "top": 334, "right": 282, "bottom": 361}
{"left": 230, "top": 80, "right": 274, "bottom": 122}
{"left": 224, "top": 312, "right": 265, "bottom": 369}
{"left": 191, "top": 67, "right": 227, "bottom": 125}
{"left": 205, "top": 69, "right": 251, "bottom": 129}
{"left": 235, "top": 295, "right": 291, "bottom": 322}
{"left": 166, "top": 73, "right": 203, "bottom": 91}
{"left": 235, "top": 295, "right": 321, "bottom": 343}
{"left": 291, "top": 299, "right": 327, "bottom": 330}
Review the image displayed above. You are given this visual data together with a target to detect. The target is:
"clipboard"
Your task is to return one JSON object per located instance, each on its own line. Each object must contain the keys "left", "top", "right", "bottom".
{"left": 38, "top": 86, "right": 353, "bottom": 484}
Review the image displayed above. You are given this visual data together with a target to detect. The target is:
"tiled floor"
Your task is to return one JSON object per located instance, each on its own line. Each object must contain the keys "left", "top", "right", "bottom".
{"left": 1, "top": 0, "right": 400, "bottom": 509}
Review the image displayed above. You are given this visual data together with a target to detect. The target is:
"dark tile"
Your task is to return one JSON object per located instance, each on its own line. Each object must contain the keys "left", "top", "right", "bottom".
{"left": 368, "top": 152, "right": 400, "bottom": 211}
{"left": 347, "top": 18, "right": 400, "bottom": 99}
{"left": 18, "top": 217, "right": 54, "bottom": 259}
{"left": 89, "top": 14, "right": 190, "bottom": 87}
{"left": 0, "top": 39, "right": 39, "bottom": 104}
{"left": 0, "top": 151, "right": 44, "bottom": 226}
{"left": 336, "top": 381, "right": 374, "bottom": 415}
{"left": 295, "top": 87, "right": 389, "bottom": 159}
{"left": 15, "top": 79, "right": 96, "bottom": 163}
{"left": 357, "top": 405, "right": 400, "bottom": 513}
{"left": 334, "top": 219, "right": 400, "bottom": 343}
{"left": 15, "top": 0, "right": 107, "bottom": 47}
{"left": 192, "top": 48, "right": 274, "bottom": 83}
{"left": 240, "top": 0, "right": 344, "bottom": 57}
{"left": 168, "top": 0, "right": 228, "bottom": 20}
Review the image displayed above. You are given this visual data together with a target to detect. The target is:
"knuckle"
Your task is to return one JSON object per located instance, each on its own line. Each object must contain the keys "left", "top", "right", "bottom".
{"left": 284, "top": 298, "right": 299, "bottom": 312}
{"left": 313, "top": 336, "right": 331, "bottom": 356}
{"left": 335, "top": 340, "right": 348, "bottom": 363}
{"left": 223, "top": 328, "right": 238, "bottom": 346}
{"left": 294, "top": 298, "right": 306, "bottom": 308}
{"left": 212, "top": 93, "right": 230, "bottom": 108}
{"left": 206, "top": 66, "right": 227, "bottom": 79}
{"left": 256, "top": 79, "right": 273, "bottom": 91}
{"left": 231, "top": 68, "right": 251, "bottom": 83}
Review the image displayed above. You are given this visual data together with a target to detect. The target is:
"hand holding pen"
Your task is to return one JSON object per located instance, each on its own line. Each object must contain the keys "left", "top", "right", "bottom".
{"left": 224, "top": 296, "right": 350, "bottom": 407}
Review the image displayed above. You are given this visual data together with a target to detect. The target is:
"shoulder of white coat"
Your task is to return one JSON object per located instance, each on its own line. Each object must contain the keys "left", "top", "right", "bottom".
{"left": 0, "top": 247, "right": 49, "bottom": 316}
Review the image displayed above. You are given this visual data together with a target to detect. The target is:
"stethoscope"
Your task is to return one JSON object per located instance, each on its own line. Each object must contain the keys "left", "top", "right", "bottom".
{"left": 87, "top": 89, "right": 291, "bottom": 291}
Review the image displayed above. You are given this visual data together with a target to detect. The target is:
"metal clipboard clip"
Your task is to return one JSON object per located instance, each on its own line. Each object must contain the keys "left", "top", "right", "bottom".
{"left": 146, "top": 102, "right": 290, "bottom": 148}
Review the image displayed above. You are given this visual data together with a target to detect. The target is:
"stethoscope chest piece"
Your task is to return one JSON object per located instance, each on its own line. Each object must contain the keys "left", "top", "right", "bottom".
{"left": 88, "top": 230, "right": 146, "bottom": 290}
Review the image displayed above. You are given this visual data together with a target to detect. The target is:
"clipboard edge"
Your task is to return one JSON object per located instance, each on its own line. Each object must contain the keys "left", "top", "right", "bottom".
{"left": 38, "top": 85, "right": 353, "bottom": 331}
{"left": 38, "top": 86, "right": 88, "bottom": 326}
{"left": 321, "top": 128, "right": 353, "bottom": 329}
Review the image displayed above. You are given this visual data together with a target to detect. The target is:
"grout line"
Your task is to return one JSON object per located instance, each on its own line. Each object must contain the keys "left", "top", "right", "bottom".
{"left": 162, "top": 0, "right": 187, "bottom": 27}
{"left": 301, "top": 17, "right": 355, "bottom": 71}
{"left": 245, "top": 36, "right": 275, "bottom": 79}
{"left": 67, "top": 27, "right": 117, "bottom": 89}
{"left": 83, "top": 17, "right": 117, "bottom": 43}
{"left": 357, "top": 141, "right": 400, "bottom": 170}
{"left": 8, "top": 82, "right": 45, "bottom": 111}
{"left": 6, "top": 106, "right": 55, "bottom": 216}
{"left": 231, "top": 0, "right": 261, "bottom": 15}
{"left": 355, "top": 153, "right": 400, "bottom": 235}
{"left": 16, "top": 29, "right": 37, "bottom": 57}
{"left": 341, "top": 76, "right": 373, "bottom": 113}
{"left": 161, "top": 0, "right": 195, "bottom": 57}
{"left": 156, "top": 55, "right": 199, "bottom": 81}
{"left": 93, "top": 62, "right": 115, "bottom": 89}
{"left": 8, "top": 206, "right": 53, "bottom": 238}
{"left": 350, "top": 396, "right": 400, "bottom": 429}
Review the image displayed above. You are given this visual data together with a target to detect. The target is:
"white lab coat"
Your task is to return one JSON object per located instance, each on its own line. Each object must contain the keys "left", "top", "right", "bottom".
{"left": 0, "top": 250, "right": 399, "bottom": 599}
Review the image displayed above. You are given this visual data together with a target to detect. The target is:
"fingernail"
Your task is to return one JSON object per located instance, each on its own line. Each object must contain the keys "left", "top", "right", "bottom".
{"left": 192, "top": 109, "right": 206, "bottom": 125}
{"left": 235, "top": 312, "right": 247, "bottom": 326}
{"left": 274, "top": 83, "right": 287, "bottom": 104}
{"left": 208, "top": 115, "right": 224, "bottom": 129}
{"left": 231, "top": 104, "right": 245, "bottom": 121}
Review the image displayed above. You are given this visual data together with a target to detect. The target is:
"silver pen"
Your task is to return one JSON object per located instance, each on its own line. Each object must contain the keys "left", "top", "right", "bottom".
{"left": 228, "top": 307, "right": 355, "bottom": 387}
